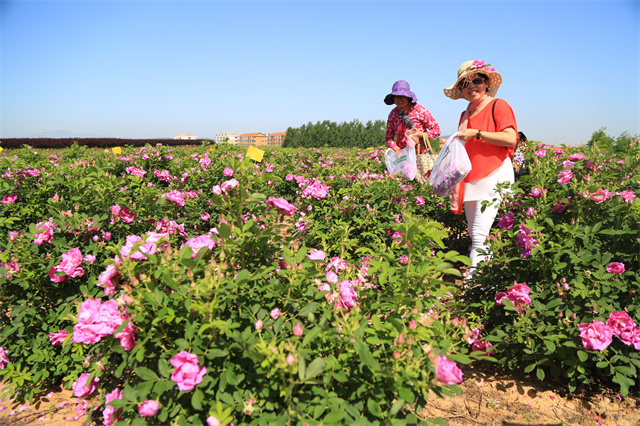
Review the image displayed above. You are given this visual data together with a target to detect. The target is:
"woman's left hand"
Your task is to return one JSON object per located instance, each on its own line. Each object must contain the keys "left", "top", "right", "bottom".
{"left": 458, "top": 129, "right": 477, "bottom": 142}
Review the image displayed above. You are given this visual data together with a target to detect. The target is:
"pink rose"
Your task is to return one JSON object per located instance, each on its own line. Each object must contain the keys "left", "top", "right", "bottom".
{"left": 498, "top": 212, "right": 515, "bottom": 229}
{"left": 270, "top": 308, "right": 281, "bottom": 320}
{"left": 1, "top": 194, "right": 17, "bottom": 204}
{"left": 211, "top": 185, "right": 222, "bottom": 196}
{"left": 98, "top": 264, "right": 122, "bottom": 296}
{"left": 255, "top": 320, "right": 263, "bottom": 331}
{"left": 535, "top": 149, "right": 547, "bottom": 158}
{"left": 266, "top": 196, "right": 297, "bottom": 216}
{"left": 620, "top": 190, "right": 636, "bottom": 203}
{"left": 223, "top": 167, "right": 234, "bottom": 177}
{"left": 293, "top": 322, "right": 303, "bottom": 337}
{"left": 568, "top": 153, "right": 587, "bottom": 161}
{"left": 170, "top": 351, "right": 207, "bottom": 391}
{"left": 590, "top": 189, "right": 611, "bottom": 204}
{"left": 495, "top": 282, "right": 531, "bottom": 313}
{"left": 472, "top": 59, "right": 486, "bottom": 68}
{"left": 119, "top": 207, "right": 135, "bottom": 223}
{"left": 183, "top": 235, "right": 215, "bottom": 258}
{"left": 337, "top": 280, "right": 358, "bottom": 311}
{"left": 434, "top": 355, "right": 463, "bottom": 384}
{"left": 528, "top": 188, "right": 544, "bottom": 198}
{"left": 220, "top": 178, "right": 239, "bottom": 193}
{"left": 399, "top": 256, "right": 409, "bottom": 264}
{"left": 0, "top": 347, "right": 9, "bottom": 369}
{"left": 48, "top": 330, "right": 69, "bottom": 346}
{"left": 103, "top": 388, "right": 123, "bottom": 426}
{"left": 606, "top": 311, "right": 637, "bottom": 345}
{"left": 606, "top": 262, "right": 625, "bottom": 274}
{"left": 72, "top": 373, "right": 99, "bottom": 397}
{"left": 207, "top": 416, "right": 221, "bottom": 426}
{"left": 326, "top": 271, "right": 338, "bottom": 284}
{"left": 165, "top": 190, "right": 186, "bottom": 207}
{"left": 138, "top": 400, "right": 159, "bottom": 417}
{"left": 557, "top": 169, "right": 573, "bottom": 184}
{"left": 578, "top": 321, "right": 613, "bottom": 350}
{"left": 471, "top": 340, "right": 495, "bottom": 356}
{"left": 306, "top": 249, "right": 326, "bottom": 260}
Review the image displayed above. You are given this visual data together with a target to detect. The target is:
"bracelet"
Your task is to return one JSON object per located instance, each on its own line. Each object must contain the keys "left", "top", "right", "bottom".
{"left": 476, "top": 130, "right": 482, "bottom": 140}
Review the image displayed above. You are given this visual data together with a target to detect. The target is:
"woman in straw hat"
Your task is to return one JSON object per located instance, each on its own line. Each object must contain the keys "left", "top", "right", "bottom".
{"left": 384, "top": 80, "right": 441, "bottom": 157}
{"left": 443, "top": 60, "right": 518, "bottom": 279}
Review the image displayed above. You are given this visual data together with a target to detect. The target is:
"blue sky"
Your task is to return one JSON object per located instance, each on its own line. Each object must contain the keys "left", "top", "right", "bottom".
{"left": 1, "top": 0, "right": 638, "bottom": 145}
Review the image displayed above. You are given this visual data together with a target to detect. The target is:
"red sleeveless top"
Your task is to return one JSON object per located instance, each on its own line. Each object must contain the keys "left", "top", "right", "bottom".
{"left": 459, "top": 99, "right": 517, "bottom": 182}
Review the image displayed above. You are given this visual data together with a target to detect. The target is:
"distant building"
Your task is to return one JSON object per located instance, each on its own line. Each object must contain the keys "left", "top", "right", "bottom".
{"left": 266, "top": 132, "right": 286, "bottom": 146}
{"left": 174, "top": 133, "right": 198, "bottom": 140}
{"left": 238, "top": 132, "right": 267, "bottom": 146}
{"left": 215, "top": 132, "right": 286, "bottom": 146}
{"left": 215, "top": 133, "right": 239, "bottom": 145}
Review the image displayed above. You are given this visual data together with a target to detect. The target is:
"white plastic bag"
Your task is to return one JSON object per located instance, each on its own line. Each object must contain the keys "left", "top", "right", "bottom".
{"left": 384, "top": 146, "right": 417, "bottom": 180}
{"left": 428, "top": 133, "right": 471, "bottom": 196}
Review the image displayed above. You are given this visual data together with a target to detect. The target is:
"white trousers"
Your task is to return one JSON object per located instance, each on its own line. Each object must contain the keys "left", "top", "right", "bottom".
{"left": 464, "top": 199, "right": 500, "bottom": 277}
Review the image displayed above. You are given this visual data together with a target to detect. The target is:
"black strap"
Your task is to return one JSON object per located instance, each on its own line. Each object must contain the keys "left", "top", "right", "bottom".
{"left": 491, "top": 99, "right": 520, "bottom": 148}
{"left": 398, "top": 110, "right": 414, "bottom": 129}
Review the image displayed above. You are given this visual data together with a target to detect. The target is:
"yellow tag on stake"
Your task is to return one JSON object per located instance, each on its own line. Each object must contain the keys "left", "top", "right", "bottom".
{"left": 112, "top": 147, "right": 122, "bottom": 155}
{"left": 246, "top": 146, "right": 264, "bottom": 162}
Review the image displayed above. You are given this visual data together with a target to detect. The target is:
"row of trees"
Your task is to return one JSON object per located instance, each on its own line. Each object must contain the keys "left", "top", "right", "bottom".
{"left": 587, "top": 127, "right": 639, "bottom": 152}
{"left": 283, "top": 119, "right": 388, "bottom": 148}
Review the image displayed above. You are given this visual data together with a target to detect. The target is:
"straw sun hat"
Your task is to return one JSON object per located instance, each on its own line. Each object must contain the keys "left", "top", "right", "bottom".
{"left": 444, "top": 60, "right": 503, "bottom": 100}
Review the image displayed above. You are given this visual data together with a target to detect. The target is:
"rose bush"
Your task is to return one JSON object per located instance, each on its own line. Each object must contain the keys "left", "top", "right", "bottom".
{"left": 0, "top": 143, "right": 474, "bottom": 425}
{"left": 461, "top": 141, "right": 640, "bottom": 395}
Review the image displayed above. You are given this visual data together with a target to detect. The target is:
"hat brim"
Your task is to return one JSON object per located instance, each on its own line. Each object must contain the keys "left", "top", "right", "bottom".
{"left": 444, "top": 70, "right": 503, "bottom": 100}
{"left": 384, "top": 91, "right": 417, "bottom": 105}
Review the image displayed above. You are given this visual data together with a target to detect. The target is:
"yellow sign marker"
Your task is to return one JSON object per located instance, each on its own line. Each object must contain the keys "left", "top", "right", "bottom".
{"left": 112, "top": 147, "right": 122, "bottom": 155}
{"left": 246, "top": 146, "right": 264, "bottom": 162}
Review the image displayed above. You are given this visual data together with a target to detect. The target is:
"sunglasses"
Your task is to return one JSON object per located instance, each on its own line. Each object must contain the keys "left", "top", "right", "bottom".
{"left": 457, "top": 76, "right": 485, "bottom": 90}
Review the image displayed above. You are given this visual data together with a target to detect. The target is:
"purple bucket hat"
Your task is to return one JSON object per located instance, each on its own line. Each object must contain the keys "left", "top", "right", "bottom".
{"left": 384, "top": 80, "right": 418, "bottom": 105}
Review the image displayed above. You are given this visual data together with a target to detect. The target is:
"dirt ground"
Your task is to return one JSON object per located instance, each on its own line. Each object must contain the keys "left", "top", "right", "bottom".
{"left": 419, "top": 363, "right": 640, "bottom": 426}
{"left": 1, "top": 364, "right": 639, "bottom": 426}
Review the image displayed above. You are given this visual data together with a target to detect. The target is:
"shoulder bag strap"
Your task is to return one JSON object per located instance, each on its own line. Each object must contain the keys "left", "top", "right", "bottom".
{"left": 398, "top": 110, "right": 414, "bottom": 129}
{"left": 491, "top": 99, "right": 520, "bottom": 148}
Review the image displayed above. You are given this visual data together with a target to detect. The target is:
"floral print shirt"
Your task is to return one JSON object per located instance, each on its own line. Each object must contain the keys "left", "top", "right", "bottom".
{"left": 386, "top": 103, "right": 441, "bottom": 153}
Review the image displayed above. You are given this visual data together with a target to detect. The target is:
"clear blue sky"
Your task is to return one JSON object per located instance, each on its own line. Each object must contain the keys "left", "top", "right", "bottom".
{"left": 2, "top": 0, "right": 639, "bottom": 145}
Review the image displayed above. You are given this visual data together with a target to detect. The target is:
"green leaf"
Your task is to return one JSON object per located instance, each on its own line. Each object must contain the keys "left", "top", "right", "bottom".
{"left": 524, "top": 363, "right": 536, "bottom": 373}
{"left": 536, "top": 368, "right": 546, "bottom": 381}
{"left": 355, "top": 341, "right": 380, "bottom": 372}
{"left": 577, "top": 350, "right": 588, "bottom": 362}
{"left": 298, "top": 356, "right": 306, "bottom": 381}
{"left": 305, "top": 357, "right": 326, "bottom": 381}
{"left": 323, "top": 410, "right": 346, "bottom": 423}
{"left": 544, "top": 340, "right": 556, "bottom": 353}
{"left": 367, "top": 398, "right": 383, "bottom": 418}
{"left": 389, "top": 398, "right": 405, "bottom": 417}
{"left": 135, "top": 367, "right": 159, "bottom": 381}
{"left": 191, "top": 389, "right": 204, "bottom": 410}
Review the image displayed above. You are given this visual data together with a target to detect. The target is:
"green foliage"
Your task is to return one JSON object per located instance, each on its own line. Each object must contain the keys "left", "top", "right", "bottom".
{"left": 0, "top": 144, "right": 470, "bottom": 425}
{"left": 283, "top": 120, "right": 386, "bottom": 148}
{"left": 462, "top": 141, "right": 640, "bottom": 395}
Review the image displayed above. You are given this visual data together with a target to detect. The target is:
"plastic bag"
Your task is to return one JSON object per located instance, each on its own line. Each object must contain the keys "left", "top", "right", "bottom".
{"left": 384, "top": 145, "right": 417, "bottom": 180}
{"left": 428, "top": 133, "right": 471, "bottom": 196}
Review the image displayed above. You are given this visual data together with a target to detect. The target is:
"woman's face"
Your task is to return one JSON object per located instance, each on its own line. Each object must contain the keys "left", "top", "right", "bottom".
{"left": 459, "top": 74, "right": 488, "bottom": 102}
{"left": 393, "top": 96, "right": 412, "bottom": 111}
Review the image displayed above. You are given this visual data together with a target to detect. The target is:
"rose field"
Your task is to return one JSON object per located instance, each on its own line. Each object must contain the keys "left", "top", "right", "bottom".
{"left": 0, "top": 140, "right": 638, "bottom": 425}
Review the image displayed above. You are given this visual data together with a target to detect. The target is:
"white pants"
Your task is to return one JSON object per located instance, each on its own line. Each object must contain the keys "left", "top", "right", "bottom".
{"left": 464, "top": 199, "right": 500, "bottom": 277}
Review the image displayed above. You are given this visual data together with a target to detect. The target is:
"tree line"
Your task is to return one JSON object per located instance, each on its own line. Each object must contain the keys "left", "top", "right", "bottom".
{"left": 283, "top": 119, "right": 388, "bottom": 148}
{"left": 587, "top": 127, "right": 639, "bottom": 152}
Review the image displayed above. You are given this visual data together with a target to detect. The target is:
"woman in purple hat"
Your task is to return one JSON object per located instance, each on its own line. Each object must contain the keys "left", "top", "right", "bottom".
{"left": 385, "top": 80, "right": 441, "bottom": 157}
